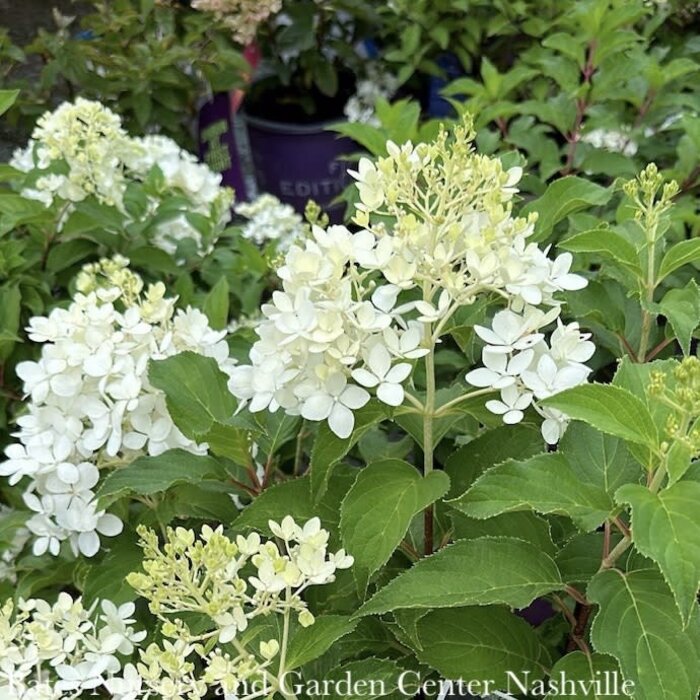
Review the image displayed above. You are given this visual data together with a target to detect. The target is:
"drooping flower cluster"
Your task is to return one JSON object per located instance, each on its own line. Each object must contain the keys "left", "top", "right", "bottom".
{"left": 0, "top": 593, "right": 145, "bottom": 700}
{"left": 10, "top": 98, "right": 233, "bottom": 257}
{"left": 235, "top": 193, "right": 304, "bottom": 249}
{"left": 0, "top": 256, "right": 237, "bottom": 558}
{"left": 344, "top": 65, "right": 399, "bottom": 126}
{"left": 189, "top": 0, "right": 282, "bottom": 44}
{"left": 231, "top": 118, "right": 593, "bottom": 441}
{"left": 122, "top": 517, "right": 352, "bottom": 698}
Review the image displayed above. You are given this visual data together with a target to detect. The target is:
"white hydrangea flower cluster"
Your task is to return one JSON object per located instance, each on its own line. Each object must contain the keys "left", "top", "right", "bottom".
{"left": 235, "top": 193, "right": 305, "bottom": 249}
{"left": 122, "top": 517, "right": 352, "bottom": 699}
{"left": 189, "top": 0, "right": 282, "bottom": 45}
{"left": 344, "top": 65, "right": 399, "bottom": 126}
{"left": 10, "top": 98, "right": 233, "bottom": 257}
{"left": 466, "top": 311, "right": 595, "bottom": 443}
{"left": 0, "top": 592, "right": 145, "bottom": 700}
{"left": 231, "top": 119, "right": 594, "bottom": 442}
{"left": 0, "top": 256, "right": 237, "bottom": 559}
{"left": 228, "top": 223, "right": 427, "bottom": 438}
{"left": 581, "top": 127, "right": 638, "bottom": 156}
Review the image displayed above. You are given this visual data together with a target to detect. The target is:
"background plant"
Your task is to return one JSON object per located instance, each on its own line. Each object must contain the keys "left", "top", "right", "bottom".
{"left": 1, "top": 0, "right": 248, "bottom": 150}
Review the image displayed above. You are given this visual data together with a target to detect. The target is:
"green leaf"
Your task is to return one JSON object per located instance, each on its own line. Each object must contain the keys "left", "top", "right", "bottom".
{"left": 541, "top": 384, "right": 658, "bottom": 448}
{"left": 450, "top": 512, "right": 556, "bottom": 556}
{"left": 559, "top": 422, "right": 641, "bottom": 497}
{"left": 356, "top": 537, "right": 563, "bottom": 616}
{"left": 658, "top": 239, "right": 700, "bottom": 281}
{"left": 310, "top": 401, "right": 387, "bottom": 502}
{"left": 556, "top": 533, "right": 621, "bottom": 585}
{"left": 617, "top": 482, "right": 700, "bottom": 626}
{"left": 149, "top": 351, "right": 237, "bottom": 440}
{"left": 444, "top": 424, "right": 543, "bottom": 497}
{"left": 254, "top": 411, "right": 300, "bottom": 458}
{"left": 203, "top": 276, "right": 230, "bottom": 330}
{"left": 285, "top": 615, "right": 357, "bottom": 670}
{"left": 521, "top": 177, "right": 612, "bottom": 242}
{"left": 415, "top": 607, "right": 547, "bottom": 690}
{"left": 0, "top": 89, "right": 19, "bottom": 117}
{"left": 0, "top": 285, "right": 21, "bottom": 362}
{"left": 658, "top": 280, "right": 700, "bottom": 355}
{"left": 587, "top": 569, "right": 700, "bottom": 700}
{"left": 559, "top": 228, "right": 642, "bottom": 275}
{"left": 340, "top": 460, "right": 450, "bottom": 591}
{"left": 544, "top": 652, "right": 625, "bottom": 700}
{"left": 201, "top": 422, "right": 251, "bottom": 467}
{"left": 234, "top": 478, "right": 314, "bottom": 532}
{"left": 318, "top": 658, "right": 408, "bottom": 700}
{"left": 45, "top": 238, "right": 96, "bottom": 273}
{"left": 82, "top": 536, "right": 143, "bottom": 606}
{"left": 451, "top": 453, "right": 613, "bottom": 531}
{"left": 97, "top": 449, "right": 226, "bottom": 504}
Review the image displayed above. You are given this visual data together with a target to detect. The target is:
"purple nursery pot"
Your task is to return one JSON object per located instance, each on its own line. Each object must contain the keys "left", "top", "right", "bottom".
{"left": 198, "top": 92, "right": 250, "bottom": 201}
{"left": 244, "top": 113, "right": 355, "bottom": 222}
{"left": 516, "top": 598, "right": 556, "bottom": 626}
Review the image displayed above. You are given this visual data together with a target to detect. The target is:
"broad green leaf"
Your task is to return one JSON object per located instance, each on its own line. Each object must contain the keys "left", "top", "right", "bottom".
{"left": 556, "top": 533, "right": 621, "bottom": 584}
{"left": 45, "top": 238, "right": 96, "bottom": 274}
{"left": 82, "top": 537, "right": 143, "bottom": 606}
{"left": 97, "top": 449, "right": 226, "bottom": 504}
{"left": 0, "top": 285, "right": 21, "bottom": 362}
{"left": 658, "top": 239, "right": 700, "bottom": 281}
{"left": 559, "top": 422, "right": 641, "bottom": 496}
{"left": 356, "top": 536, "right": 563, "bottom": 616}
{"left": 310, "top": 401, "right": 387, "bottom": 502}
{"left": 149, "top": 351, "right": 237, "bottom": 440}
{"left": 317, "top": 658, "right": 408, "bottom": 700}
{"left": 544, "top": 652, "right": 625, "bottom": 699}
{"left": 202, "top": 276, "right": 230, "bottom": 330}
{"left": 541, "top": 384, "right": 658, "bottom": 448}
{"left": 521, "top": 177, "right": 612, "bottom": 242}
{"left": 201, "top": 422, "right": 251, "bottom": 467}
{"left": 416, "top": 607, "right": 546, "bottom": 690}
{"left": 450, "top": 511, "right": 555, "bottom": 556}
{"left": 559, "top": 228, "right": 642, "bottom": 275}
{"left": 587, "top": 569, "right": 700, "bottom": 700}
{"left": 340, "top": 460, "right": 450, "bottom": 591}
{"left": 285, "top": 615, "right": 357, "bottom": 670}
{"left": 0, "top": 89, "right": 19, "bottom": 117}
{"left": 617, "top": 482, "right": 700, "bottom": 625}
{"left": 254, "top": 411, "right": 300, "bottom": 458}
{"left": 658, "top": 280, "right": 700, "bottom": 355}
{"left": 451, "top": 453, "right": 612, "bottom": 531}
{"left": 444, "top": 423, "right": 543, "bottom": 496}
{"left": 234, "top": 478, "right": 314, "bottom": 532}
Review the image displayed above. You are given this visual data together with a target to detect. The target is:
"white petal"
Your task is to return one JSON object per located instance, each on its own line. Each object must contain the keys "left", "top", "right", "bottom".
{"left": 328, "top": 403, "right": 354, "bottom": 439}
{"left": 377, "top": 382, "right": 405, "bottom": 407}
{"left": 340, "top": 385, "right": 370, "bottom": 410}
{"left": 301, "top": 394, "right": 334, "bottom": 421}
{"left": 503, "top": 409, "right": 524, "bottom": 424}
{"left": 78, "top": 531, "right": 100, "bottom": 557}
{"left": 97, "top": 513, "right": 123, "bottom": 537}
{"left": 385, "top": 362, "right": 412, "bottom": 383}
{"left": 351, "top": 368, "right": 380, "bottom": 388}
{"left": 465, "top": 368, "right": 501, "bottom": 388}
